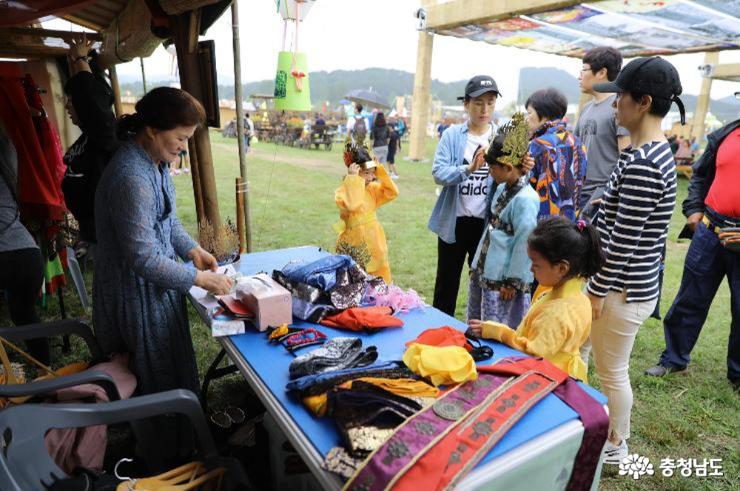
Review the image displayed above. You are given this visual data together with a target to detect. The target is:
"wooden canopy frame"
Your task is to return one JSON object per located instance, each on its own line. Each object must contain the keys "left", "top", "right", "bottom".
{"left": 409, "top": 0, "right": 740, "bottom": 160}
{"left": 0, "top": 0, "right": 253, "bottom": 246}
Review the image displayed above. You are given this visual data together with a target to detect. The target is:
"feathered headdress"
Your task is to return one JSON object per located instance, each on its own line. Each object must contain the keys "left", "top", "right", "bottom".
{"left": 343, "top": 137, "right": 376, "bottom": 169}
{"left": 485, "top": 112, "right": 529, "bottom": 167}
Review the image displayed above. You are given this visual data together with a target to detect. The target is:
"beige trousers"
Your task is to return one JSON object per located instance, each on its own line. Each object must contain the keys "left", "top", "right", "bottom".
{"left": 590, "top": 291, "right": 657, "bottom": 441}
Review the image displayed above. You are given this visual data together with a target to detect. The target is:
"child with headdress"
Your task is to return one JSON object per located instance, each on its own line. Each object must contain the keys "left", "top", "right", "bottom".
{"left": 333, "top": 139, "right": 398, "bottom": 283}
{"left": 467, "top": 113, "right": 539, "bottom": 328}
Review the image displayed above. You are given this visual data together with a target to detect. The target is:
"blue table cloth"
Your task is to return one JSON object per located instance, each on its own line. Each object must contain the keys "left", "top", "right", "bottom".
{"left": 226, "top": 246, "right": 607, "bottom": 467}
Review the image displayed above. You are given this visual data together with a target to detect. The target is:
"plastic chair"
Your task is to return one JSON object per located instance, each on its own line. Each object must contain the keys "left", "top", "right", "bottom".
{"left": 0, "top": 319, "right": 119, "bottom": 402}
{"left": 0, "top": 389, "right": 220, "bottom": 491}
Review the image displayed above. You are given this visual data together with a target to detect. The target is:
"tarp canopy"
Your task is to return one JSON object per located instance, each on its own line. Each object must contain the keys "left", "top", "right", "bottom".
{"left": 430, "top": 0, "right": 740, "bottom": 58}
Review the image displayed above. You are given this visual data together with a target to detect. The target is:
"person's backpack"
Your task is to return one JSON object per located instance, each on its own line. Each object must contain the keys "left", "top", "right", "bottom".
{"left": 352, "top": 116, "right": 367, "bottom": 142}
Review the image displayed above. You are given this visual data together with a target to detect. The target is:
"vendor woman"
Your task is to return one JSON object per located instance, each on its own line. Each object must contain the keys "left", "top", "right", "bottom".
{"left": 93, "top": 87, "right": 233, "bottom": 457}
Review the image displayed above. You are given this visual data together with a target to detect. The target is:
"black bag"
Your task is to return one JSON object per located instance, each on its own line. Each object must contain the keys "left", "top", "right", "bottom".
{"left": 47, "top": 468, "right": 120, "bottom": 491}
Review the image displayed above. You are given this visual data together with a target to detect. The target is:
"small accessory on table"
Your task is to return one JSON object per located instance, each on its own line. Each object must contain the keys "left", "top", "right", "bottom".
{"left": 283, "top": 328, "right": 328, "bottom": 353}
{"left": 267, "top": 323, "right": 303, "bottom": 343}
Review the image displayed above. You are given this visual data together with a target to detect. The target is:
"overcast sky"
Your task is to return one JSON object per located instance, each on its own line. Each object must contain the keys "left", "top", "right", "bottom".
{"left": 57, "top": 0, "right": 740, "bottom": 101}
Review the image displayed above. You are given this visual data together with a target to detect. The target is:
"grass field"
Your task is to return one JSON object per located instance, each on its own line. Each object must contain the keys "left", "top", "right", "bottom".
{"left": 3, "top": 131, "right": 737, "bottom": 490}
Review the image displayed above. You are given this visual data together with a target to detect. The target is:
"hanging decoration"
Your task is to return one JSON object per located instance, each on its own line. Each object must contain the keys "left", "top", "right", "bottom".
{"left": 273, "top": 0, "right": 314, "bottom": 112}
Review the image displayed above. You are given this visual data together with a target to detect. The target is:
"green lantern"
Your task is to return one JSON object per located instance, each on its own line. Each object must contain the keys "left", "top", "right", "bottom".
{"left": 274, "top": 51, "right": 312, "bottom": 112}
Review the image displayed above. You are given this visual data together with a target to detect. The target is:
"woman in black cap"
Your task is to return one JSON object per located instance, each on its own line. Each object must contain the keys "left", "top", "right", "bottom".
{"left": 584, "top": 56, "right": 683, "bottom": 464}
{"left": 428, "top": 75, "right": 532, "bottom": 317}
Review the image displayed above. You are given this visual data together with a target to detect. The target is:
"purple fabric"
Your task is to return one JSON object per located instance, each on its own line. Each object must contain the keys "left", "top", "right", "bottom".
{"left": 554, "top": 378, "right": 609, "bottom": 491}
{"left": 347, "top": 374, "right": 508, "bottom": 491}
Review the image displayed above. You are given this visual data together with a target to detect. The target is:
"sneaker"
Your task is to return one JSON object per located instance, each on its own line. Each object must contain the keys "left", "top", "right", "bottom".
{"left": 644, "top": 364, "right": 687, "bottom": 377}
{"left": 183, "top": 168, "right": 190, "bottom": 174}
{"left": 602, "top": 439, "right": 628, "bottom": 465}
{"left": 391, "top": 174, "right": 399, "bottom": 180}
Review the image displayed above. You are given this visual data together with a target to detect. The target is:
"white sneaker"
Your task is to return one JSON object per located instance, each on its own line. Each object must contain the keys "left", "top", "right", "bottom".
{"left": 391, "top": 174, "right": 399, "bottom": 180}
{"left": 602, "top": 439, "right": 628, "bottom": 465}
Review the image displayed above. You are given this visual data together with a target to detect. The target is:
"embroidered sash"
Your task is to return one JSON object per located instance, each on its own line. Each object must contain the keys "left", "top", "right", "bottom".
{"left": 392, "top": 370, "right": 558, "bottom": 491}
{"left": 343, "top": 373, "right": 510, "bottom": 491}
{"left": 478, "top": 357, "right": 608, "bottom": 491}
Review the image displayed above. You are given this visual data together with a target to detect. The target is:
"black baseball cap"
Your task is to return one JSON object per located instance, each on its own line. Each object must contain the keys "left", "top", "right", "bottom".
{"left": 457, "top": 75, "right": 501, "bottom": 101}
{"left": 594, "top": 56, "right": 686, "bottom": 124}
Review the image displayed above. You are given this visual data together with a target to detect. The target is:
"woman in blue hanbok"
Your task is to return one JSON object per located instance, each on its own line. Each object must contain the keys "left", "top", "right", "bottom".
{"left": 93, "top": 87, "right": 233, "bottom": 458}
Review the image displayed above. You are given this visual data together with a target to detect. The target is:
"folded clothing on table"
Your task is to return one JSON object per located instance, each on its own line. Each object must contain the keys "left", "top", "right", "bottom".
{"left": 288, "top": 337, "right": 378, "bottom": 379}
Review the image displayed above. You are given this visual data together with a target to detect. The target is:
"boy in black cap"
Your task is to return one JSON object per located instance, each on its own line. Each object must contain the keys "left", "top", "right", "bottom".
{"left": 428, "top": 75, "right": 500, "bottom": 317}
{"left": 585, "top": 56, "right": 682, "bottom": 464}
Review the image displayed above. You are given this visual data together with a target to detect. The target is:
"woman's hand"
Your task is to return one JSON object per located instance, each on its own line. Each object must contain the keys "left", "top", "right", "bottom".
{"left": 520, "top": 152, "right": 534, "bottom": 174}
{"left": 188, "top": 246, "right": 218, "bottom": 272}
{"left": 588, "top": 292, "right": 605, "bottom": 320}
{"left": 68, "top": 32, "right": 93, "bottom": 62}
{"left": 468, "top": 319, "right": 484, "bottom": 337}
{"left": 499, "top": 286, "right": 516, "bottom": 301}
{"left": 348, "top": 163, "right": 360, "bottom": 175}
{"left": 195, "top": 271, "right": 234, "bottom": 296}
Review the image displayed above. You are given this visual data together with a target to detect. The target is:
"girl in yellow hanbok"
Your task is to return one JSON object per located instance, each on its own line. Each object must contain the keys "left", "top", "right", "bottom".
{"left": 334, "top": 141, "right": 398, "bottom": 283}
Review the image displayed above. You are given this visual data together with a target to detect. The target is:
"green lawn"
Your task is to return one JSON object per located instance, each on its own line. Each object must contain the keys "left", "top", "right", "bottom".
{"left": 3, "top": 131, "right": 737, "bottom": 490}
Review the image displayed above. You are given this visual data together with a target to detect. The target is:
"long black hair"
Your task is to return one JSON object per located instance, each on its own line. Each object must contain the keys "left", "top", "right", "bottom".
{"left": 528, "top": 216, "right": 605, "bottom": 278}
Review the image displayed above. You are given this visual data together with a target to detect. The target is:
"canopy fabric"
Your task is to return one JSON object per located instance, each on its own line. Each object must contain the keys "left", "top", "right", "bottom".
{"left": 430, "top": 0, "right": 740, "bottom": 58}
{"left": 345, "top": 88, "right": 391, "bottom": 110}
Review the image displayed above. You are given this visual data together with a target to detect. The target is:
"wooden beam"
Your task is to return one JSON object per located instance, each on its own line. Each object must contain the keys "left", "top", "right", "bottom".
{"left": 108, "top": 64, "right": 123, "bottom": 118}
{"left": 173, "top": 11, "right": 221, "bottom": 230}
{"left": 691, "top": 51, "right": 719, "bottom": 142}
{"left": 0, "top": 45, "right": 68, "bottom": 59}
{"left": 426, "top": 0, "right": 581, "bottom": 30}
{"left": 710, "top": 63, "right": 740, "bottom": 81}
{"left": 409, "top": 31, "right": 434, "bottom": 161}
{"left": 60, "top": 14, "right": 105, "bottom": 32}
{"left": 0, "top": 27, "right": 103, "bottom": 43}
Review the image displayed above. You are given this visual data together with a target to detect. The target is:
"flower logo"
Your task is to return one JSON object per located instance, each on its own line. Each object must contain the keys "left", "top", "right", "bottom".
{"left": 619, "top": 454, "right": 655, "bottom": 480}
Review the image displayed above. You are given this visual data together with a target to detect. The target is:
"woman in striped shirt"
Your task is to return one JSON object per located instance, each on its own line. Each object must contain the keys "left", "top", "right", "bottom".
{"left": 585, "top": 57, "right": 684, "bottom": 464}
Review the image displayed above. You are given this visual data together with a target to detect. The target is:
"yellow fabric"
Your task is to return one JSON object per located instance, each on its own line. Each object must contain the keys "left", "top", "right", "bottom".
{"left": 301, "top": 377, "right": 440, "bottom": 417}
{"left": 402, "top": 344, "right": 477, "bottom": 387}
{"left": 481, "top": 278, "right": 591, "bottom": 382}
{"left": 349, "top": 377, "right": 440, "bottom": 398}
{"left": 334, "top": 164, "right": 398, "bottom": 283}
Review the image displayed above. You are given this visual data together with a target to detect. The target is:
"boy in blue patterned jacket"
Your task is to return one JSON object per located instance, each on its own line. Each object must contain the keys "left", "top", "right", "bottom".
{"left": 468, "top": 114, "right": 539, "bottom": 328}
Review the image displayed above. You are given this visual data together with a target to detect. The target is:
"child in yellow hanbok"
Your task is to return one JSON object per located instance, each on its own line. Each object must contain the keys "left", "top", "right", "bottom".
{"left": 334, "top": 141, "right": 398, "bottom": 283}
{"left": 468, "top": 216, "right": 604, "bottom": 381}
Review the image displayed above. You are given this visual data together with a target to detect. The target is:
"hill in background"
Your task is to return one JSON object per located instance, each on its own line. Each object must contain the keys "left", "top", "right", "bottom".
{"left": 119, "top": 67, "right": 737, "bottom": 122}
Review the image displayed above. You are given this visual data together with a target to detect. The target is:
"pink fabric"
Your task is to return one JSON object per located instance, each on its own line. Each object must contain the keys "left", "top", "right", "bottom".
{"left": 44, "top": 354, "right": 137, "bottom": 473}
{"left": 365, "top": 284, "right": 425, "bottom": 313}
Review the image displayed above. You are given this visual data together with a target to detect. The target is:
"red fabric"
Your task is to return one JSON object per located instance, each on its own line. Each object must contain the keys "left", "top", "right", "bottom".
{"left": 0, "top": 0, "right": 96, "bottom": 27}
{"left": 0, "top": 65, "right": 66, "bottom": 222}
{"left": 705, "top": 127, "right": 740, "bottom": 219}
{"left": 320, "top": 306, "right": 403, "bottom": 332}
{"left": 405, "top": 326, "right": 472, "bottom": 351}
{"left": 478, "top": 356, "right": 569, "bottom": 385}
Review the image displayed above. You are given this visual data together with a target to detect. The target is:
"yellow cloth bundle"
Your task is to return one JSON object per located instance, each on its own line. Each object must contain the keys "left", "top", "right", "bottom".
{"left": 402, "top": 343, "right": 477, "bottom": 387}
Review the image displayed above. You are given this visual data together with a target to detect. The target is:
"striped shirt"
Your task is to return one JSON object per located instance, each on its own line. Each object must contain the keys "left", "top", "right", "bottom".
{"left": 587, "top": 141, "right": 676, "bottom": 303}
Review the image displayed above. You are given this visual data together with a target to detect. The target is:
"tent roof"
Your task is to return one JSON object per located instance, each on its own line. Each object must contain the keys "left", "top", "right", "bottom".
{"left": 425, "top": 0, "right": 740, "bottom": 58}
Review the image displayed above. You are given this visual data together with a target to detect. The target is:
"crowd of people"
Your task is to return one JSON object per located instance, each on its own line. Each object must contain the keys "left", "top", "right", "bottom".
{"left": 1, "top": 36, "right": 738, "bottom": 471}
{"left": 340, "top": 46, "right": 738, "bottom": 466}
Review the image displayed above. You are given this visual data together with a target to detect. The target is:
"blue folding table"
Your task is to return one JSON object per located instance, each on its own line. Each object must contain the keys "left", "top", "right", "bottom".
{"left": 192, "top": 246, "right": 608, "bottom": 490}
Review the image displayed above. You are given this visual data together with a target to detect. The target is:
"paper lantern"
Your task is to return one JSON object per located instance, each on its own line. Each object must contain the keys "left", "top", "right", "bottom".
{"left": 278, "top": 0, "right": 316, "bottom": 21}
{"left": 273, "top": 51, "right": 312, "bottom": 112}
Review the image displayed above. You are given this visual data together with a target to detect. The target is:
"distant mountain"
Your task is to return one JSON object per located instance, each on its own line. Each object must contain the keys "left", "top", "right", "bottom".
{"left": 517, "top": 67, "right": 581, "bottom": 104}
{"left": 119, "top": 66, "right": 738, "bottom": 122}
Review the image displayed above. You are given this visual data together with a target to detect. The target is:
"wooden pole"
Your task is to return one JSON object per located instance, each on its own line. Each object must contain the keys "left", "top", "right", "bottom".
{"left": 235, "top": 177, "right": 246, "bottom": 253}
{"left": 172, "top": 10, "right": 221, "bottom": 231}
{"left": 409, "top": 31, "right": 434, "bottom": 161}
{"left": 691, "top": 51, "right": 719, "bottom": 142}
{"left": 108, "top": 64, "right": 123, "bottom": 118}
{"left": 140, "top": 57, "right": 148, "bottom": 94}
{"left": 231, "top": 0, "right": 253, "bottom": 252}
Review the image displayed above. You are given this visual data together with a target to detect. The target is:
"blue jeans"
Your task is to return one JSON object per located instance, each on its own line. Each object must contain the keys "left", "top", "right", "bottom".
{"left": 659, "top": 221, "right": 740, "bottom": 381}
